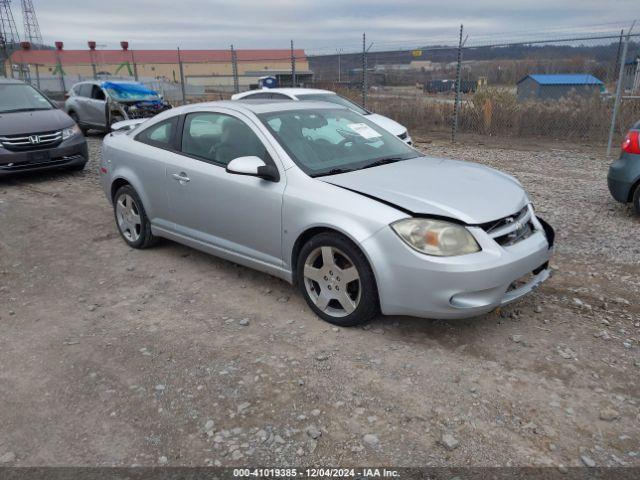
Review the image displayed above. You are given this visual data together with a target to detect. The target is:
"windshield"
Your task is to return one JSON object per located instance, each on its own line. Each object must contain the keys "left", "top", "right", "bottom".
{"left": 103, "top": 83, "right": 159, "bottom": 102}
{"left": 296, "top": 93, "right": 368, "bottom": 115}
{"left": 0, "top": 83, "right": 54, "bottom": 113}
{"left": 259, "top": 108, "right": 418, "bottom": 177}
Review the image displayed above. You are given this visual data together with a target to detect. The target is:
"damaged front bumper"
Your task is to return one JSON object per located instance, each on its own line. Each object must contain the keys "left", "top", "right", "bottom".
{"left": 361, "top": 213, "right": 555, "bottom": 319}
{"left": 111, "top": 99, "right": 172, "bottom": 121}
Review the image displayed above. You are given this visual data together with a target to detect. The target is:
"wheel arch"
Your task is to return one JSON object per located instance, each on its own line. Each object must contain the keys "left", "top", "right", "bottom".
{"left": 110, "top": 177, "right": 131, "bottom": 202}
{"left": 109, "top": 172, "right": 153, "bottom": 219}
{"left": 290, "top": 225, "right": 378, "bottom": 288}
{"left": 628, "top": 175, "right": 640, "bottom": 203}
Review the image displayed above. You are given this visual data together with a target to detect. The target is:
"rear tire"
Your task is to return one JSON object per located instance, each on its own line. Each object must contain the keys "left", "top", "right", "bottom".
{"left": 113, "top": 185, "right": 157, "bottom": 249}
{"left": 633, "top": 184, "right": 640, "bottom": 214}
{"left": 296, "top": 232, "right": 379, "bottom": 327}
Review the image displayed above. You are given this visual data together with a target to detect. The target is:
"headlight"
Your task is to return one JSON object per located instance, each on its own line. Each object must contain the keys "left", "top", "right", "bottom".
{"left": 391, "top": 218, "right": 480, "bottom": 256}
{"left": 62, "top": 124, "right": 81, "bottom": 140}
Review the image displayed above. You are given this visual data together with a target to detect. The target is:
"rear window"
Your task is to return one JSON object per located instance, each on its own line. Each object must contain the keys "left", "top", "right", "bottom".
{"left": 296, "top": 93, "right": 368, "bottom": 115}
{"left": 136, "top": 117, "right": 178, "bottom": 148}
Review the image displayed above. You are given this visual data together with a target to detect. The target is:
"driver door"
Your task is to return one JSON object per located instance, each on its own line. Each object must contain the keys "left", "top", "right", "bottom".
{"left": 165, "top": 110, "right": 285, "bottom": 267}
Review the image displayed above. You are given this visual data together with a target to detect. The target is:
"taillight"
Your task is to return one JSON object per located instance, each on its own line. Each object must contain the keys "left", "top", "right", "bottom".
{"left": 621, "top": 131, "right": 640, "bottom": 154}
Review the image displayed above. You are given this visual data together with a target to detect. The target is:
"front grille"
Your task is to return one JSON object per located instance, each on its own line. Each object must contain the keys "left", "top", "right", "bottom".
{"left": 480, "top": 205, "right": 535, "bottom": 247}
{"left": 0, "top": 154, "right": 83, "bottom": 172}
{"left": 0, "top": 130, "right": 63, "bottom": 151}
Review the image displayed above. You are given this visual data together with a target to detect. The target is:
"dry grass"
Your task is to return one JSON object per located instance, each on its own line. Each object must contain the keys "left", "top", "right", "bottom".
{"left": 365, "top": 88, "right": 640, "bottom": 143}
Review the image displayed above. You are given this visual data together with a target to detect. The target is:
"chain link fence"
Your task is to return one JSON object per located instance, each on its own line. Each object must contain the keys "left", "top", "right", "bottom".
{"left": 5, "top": 25, "right": 640, "bottom": 152}
{"left": 306, "top": 31, "right": 640, "bottom": 150}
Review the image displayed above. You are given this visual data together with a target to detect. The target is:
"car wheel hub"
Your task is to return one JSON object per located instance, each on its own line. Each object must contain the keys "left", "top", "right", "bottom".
{"left": 303, "top": 246, "right": 361, "bottom": 318}
{"left": 116, "top": 193, "right": 142, "bottom": 242}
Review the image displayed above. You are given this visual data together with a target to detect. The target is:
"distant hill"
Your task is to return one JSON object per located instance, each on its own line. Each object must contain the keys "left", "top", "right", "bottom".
{"left": 309, "top": 40, "right": 640, "bottom": 81}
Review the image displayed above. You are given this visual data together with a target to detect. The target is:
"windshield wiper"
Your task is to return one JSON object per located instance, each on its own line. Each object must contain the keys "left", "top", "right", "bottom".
{"left": 314, "top": 167, "right": 354, "bottom": 177}
{"left": 360, "top": 157, "right": 406, "bottom": 170}
{"left": 0, "top": 107, "right": 52, "bottom": 113}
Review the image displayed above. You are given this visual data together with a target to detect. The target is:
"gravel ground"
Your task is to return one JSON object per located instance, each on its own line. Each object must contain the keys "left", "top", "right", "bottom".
{"left": 0, "top": 133, "right": 638, "bottom": 468}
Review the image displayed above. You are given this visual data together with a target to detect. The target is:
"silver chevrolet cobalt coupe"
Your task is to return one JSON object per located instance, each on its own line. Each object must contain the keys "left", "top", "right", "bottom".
{"left": 100, "top": 101, "right": 554, "bottom": 326}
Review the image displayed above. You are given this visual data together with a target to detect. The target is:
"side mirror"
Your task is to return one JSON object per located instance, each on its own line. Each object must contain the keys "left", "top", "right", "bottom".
{"left": 226, "top": 156, "right": 279, "bottom": 182}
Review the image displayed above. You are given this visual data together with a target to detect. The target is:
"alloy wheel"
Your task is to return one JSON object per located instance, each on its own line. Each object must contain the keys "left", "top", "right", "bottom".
{"left": 303, "top": 246, "right": 361, "bottom": 318}
{"left": 116, "top": 193, "right": 142, "bottom": 242}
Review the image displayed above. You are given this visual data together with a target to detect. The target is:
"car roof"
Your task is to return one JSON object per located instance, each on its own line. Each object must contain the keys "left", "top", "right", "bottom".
{"left": 178, "top": 99, "right": 347, "bottom": 115}
{"left": 236, "top": 88, "right": 334, "bottom": 98}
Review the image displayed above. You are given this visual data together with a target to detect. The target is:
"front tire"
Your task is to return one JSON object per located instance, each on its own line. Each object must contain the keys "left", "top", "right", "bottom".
{"left": 297, "top": 232, "right": 379, "bottom": 326}
{"left": 633, "top": 184, "right": 640, "bottom": 214}
{"left": 113, "top": 185, "right": 156, "bottom": 249}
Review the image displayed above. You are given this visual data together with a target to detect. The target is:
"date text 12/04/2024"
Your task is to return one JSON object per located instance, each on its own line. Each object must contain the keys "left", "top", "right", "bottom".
{"left": 232, "top": 468, "right": 400, "bottom": 477}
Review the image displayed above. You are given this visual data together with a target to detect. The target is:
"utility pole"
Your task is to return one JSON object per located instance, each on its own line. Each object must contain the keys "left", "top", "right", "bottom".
{"left": 613, "top": 29, "right": 623, "bottom": 82}
{"left": 290, "top": 40, "right": 296, "bottom": 87}
{"left": 360, "top": 34, "right": 374, "bottom": 109}
{"left": 361, "top": 33, "right": 366, "bottom": 108}
{"left": 230, "top": 44, "right": 239, "bottom": 94}
{"left": 337, "top": 48, "right": 342, "bottom": 83}
{"left": 607, "top": 30, "right": 630, "bottom": 156}
{"left": 452, "top": 24, "right": 464, "bottom": 144}
{"left": 131, "top": 48, "right": 138, "bottom": 81}
{"left": 177, "top": 47, "right": 186, "bottom": 104}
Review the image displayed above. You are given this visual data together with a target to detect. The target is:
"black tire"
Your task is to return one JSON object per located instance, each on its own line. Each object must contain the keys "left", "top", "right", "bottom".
{"left": 113, "top": 185, "right": 157, "bottom": 249}
{"left": 633, "top": 184, "right": 640, "bottom": 215}
{"left": 68, "top": 112, "right": 87, "bottom": 135}
{"left": 296, "top": 232, "right": 379, "bottom": 327}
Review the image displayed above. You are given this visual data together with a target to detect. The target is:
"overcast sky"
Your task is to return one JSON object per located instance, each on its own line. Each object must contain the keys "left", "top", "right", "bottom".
{"left": 32, "top": 0, "right": 638, "bottom": 52}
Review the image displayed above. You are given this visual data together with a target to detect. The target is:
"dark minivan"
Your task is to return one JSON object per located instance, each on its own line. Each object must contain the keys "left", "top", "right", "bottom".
{"left": 0, "top": 78, "right": 88, "bottom": 177}
{"left": 608, "top": 120, "right": 640, "bottom": 213}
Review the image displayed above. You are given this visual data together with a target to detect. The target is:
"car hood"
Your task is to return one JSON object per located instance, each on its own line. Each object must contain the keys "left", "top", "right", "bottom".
{"left": 365, "top": 113, "right": 406, "bottom": 136}
{"left": 0, "top": 109, "right": 73, "bottom": 135}
{"left": 321, "top": 156, "right": 528, "bottom": 224}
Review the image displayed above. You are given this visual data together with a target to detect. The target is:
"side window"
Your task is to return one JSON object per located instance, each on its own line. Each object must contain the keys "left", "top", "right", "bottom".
{"left": 243, "top": 92, "right": 271, "bottom": 99}
{"left": 269, "top": 93, "right": 290, "bottom": 100}
{"left": 136, "top": 117, "right": 177, "bottom": 148}
{"left": 181, "top": 112, "right": 269, "bottom": 166}
{"left": 91, "top": 85, "right": 106, "bottom": 101}
{"left": 78, "top": 84, "right": 92, "bottom": 97}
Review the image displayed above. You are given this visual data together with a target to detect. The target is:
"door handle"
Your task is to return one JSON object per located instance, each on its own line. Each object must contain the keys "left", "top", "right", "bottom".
{"left": 171, "top": 172, "right": 190, "bottom": 183}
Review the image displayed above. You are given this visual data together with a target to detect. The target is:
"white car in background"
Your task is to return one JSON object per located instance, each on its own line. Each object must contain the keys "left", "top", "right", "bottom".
{"left": 231, "top": 88, "right": 412, "bottom": 145}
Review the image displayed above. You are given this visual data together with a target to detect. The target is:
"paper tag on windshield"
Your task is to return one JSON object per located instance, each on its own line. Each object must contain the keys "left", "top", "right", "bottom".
{"left": 347, "top": 123, "right": 382, "bottom": 139}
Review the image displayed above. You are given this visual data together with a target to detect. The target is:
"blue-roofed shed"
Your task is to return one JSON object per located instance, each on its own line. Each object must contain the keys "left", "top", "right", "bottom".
{"left": 516, "top": 74, "right": 604, "bottom": 102}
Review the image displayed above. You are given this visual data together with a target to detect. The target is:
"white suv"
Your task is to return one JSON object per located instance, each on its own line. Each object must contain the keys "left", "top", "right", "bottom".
{"left": 231, "top": 88, "right": 412, "bottom": 145}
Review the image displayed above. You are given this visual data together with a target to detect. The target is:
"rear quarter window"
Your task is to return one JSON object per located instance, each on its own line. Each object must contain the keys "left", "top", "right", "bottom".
{"left": 135, "top": 117, "right": 178, "bottom": 149}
